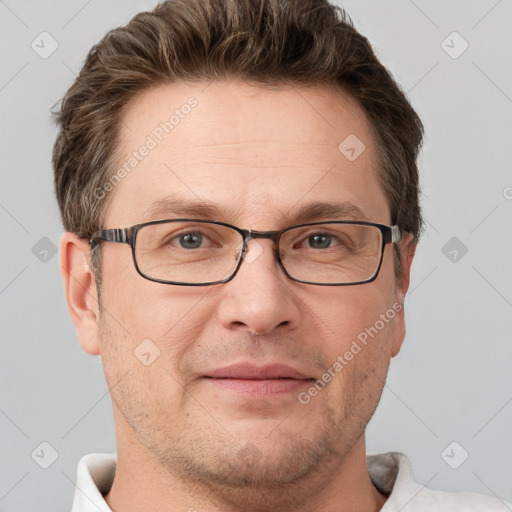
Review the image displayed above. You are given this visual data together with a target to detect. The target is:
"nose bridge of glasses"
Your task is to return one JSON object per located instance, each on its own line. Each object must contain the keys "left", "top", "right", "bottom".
{"left": 246, "top": 229, "right": 281, "bottom": 243}
{"left": 239, "top": 229, "right": 283, "bottom": 263}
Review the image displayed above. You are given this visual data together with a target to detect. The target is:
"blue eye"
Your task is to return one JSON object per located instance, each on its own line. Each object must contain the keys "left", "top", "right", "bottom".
{"left": 307, "top": 234, "right": 333, "bottom": 249}
{"left": 177, "top": 232, "right": 204, "bottom": 249}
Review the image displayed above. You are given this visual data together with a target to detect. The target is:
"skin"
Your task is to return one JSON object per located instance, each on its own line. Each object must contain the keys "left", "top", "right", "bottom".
{"left": 60, "top": 80, "right": 415, "bottom": 512}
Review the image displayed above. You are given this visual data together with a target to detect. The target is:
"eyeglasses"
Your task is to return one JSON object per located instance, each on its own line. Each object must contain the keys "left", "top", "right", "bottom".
{"left": 89, "top": 219, "right": 402, "bottom": 286}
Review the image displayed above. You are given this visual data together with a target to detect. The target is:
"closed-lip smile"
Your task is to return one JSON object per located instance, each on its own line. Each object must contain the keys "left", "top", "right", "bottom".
{"left": 203, "top": 363, "right": 314, "bottom": 397}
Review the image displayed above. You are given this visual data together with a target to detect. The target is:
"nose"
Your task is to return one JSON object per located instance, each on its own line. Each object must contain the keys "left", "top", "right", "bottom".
{"left": 216, "top": 238, "right": 302, "bottom": 335}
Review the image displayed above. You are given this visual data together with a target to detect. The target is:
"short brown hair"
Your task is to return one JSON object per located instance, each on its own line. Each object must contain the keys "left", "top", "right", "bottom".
{"left": 53, "top": 0, "right": 423, "bottom": 283}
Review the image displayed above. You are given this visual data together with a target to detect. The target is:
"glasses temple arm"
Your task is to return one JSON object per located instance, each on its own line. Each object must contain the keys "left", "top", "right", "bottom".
{"left": 391, "top": 225, "right": 402, "bottom": 244}
{"left": 90, "top": 228, "right": 131, "bottom": 245}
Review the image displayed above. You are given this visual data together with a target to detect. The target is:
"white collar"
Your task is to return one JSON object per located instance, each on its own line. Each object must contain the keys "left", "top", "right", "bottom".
{"left": 70, "top": 451, "right": 508, "bottom": 511}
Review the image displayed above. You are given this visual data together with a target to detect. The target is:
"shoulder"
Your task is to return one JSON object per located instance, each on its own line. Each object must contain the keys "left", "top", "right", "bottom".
{"left": 368, "top": 452, "right": 511, "bottom": 512}
{"left": 408, "top": 487, "right": 510, "bottom": 511}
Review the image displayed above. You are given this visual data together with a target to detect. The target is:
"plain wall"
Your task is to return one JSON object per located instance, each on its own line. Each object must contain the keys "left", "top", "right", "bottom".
{"left": 0, "top": 1, "right": 511, "bottom": 510}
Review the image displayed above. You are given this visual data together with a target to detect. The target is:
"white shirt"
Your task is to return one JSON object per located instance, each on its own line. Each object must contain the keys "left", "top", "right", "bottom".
{"left": 71, "top": 451, "right": 510, "bottom": 511}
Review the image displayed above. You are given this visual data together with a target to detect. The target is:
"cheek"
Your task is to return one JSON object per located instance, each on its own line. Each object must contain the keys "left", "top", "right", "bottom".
{"left": 97, "top": 291, "right": 201, "bottom": 432}
{"left": 309, "top": 274, "right": 397, "bottom": 352}
{"left": 317, "top": 308, "right": 395, "bottom": 420}
{"left": 100, "top": 264, "right": 215, "bottom": 373}
{"left": 102, "top": 342, "right": 187, "bottom": 436}
{"left": 302, "top": 267, "right": 399, "bottom": 410}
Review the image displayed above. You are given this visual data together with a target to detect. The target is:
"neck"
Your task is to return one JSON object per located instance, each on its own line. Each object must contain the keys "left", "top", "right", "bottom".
{"left": 105, "top": 414, "right": 388, "bottom": 512}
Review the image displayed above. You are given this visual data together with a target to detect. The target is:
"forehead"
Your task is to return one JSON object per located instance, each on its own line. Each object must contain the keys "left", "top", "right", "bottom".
{"left": 105, "top": 80, "right": 389, "bottom": 228}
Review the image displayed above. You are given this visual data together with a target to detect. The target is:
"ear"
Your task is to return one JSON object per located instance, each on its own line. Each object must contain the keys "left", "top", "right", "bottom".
{"left": 390, "top": 234, "right": 417, "bottom": 358}
{"left": 59, "top": 231, "right": 101, "bottom": 355}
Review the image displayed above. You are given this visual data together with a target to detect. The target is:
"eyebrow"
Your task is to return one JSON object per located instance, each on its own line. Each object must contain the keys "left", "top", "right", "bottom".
{"left": 285, "top": 201, "right": 369, "bottom": 224}
{"left": 142, "top": 195, "right": 369, "bottom": 226}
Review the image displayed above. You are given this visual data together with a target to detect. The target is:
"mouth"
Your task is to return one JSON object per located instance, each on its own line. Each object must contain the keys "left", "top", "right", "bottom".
{"left": 202, "top": 363, "right": 315, "bottom": 397}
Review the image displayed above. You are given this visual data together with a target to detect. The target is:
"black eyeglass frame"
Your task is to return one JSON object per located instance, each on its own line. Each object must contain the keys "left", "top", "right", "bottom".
{"left": 89, "top": 219, "right": 402, "bottom": 287}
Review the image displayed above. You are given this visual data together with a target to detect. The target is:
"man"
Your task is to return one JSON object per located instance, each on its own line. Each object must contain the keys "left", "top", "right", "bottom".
{"left": 53, "top": 0, "right": 510, "bottom": 510}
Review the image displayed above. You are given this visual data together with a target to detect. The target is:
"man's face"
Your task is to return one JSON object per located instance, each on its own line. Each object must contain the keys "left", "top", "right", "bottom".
{"left": 95, "top": 81, "right": 409, "bottom": 489}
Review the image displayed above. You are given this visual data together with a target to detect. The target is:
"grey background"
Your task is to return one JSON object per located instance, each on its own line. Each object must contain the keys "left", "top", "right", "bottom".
{"left": 1, "top": 0, "right": 511, "bottom": 510}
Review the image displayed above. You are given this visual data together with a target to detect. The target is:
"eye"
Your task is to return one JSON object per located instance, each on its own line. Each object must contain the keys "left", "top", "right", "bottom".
{"left": 171, "top": 231, "right": 206, "bottom": 249}
{"left": 293, "top": 231, "right": 346, "bottom": 250}
{"left": 166, "top": 229, "right": 223, "bottom": 250}
{"left": 304, "top": 233, "right": 336, "bottom": 249}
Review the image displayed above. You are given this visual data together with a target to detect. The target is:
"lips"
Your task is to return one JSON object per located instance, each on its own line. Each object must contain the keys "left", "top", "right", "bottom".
{"left": 202, "top": 363, "right": 314, "bottom": 397}
{"left": 204, "top": 363, "right": 310, "bottom": 380}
